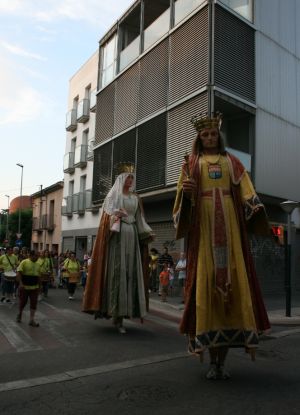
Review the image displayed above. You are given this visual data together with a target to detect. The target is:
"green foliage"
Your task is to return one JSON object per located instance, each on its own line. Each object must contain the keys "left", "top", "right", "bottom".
{"left": 6, "top": 209, "right": 33, "bottom": 248}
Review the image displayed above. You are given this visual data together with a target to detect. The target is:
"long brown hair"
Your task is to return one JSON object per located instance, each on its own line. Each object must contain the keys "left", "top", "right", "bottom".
{"left": 192, "top": 130, "right": 226, "bottom": 155}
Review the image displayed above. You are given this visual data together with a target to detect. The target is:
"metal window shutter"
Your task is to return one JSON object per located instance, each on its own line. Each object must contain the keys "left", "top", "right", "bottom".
{"left": 92, "top": 142, "right": 112, "bottom": 203}
{"left": 114, "top": 63, "right": 139, "bottom": 134}
{"left": 149, "top": 221, "right": 181, "bottom": 257}
{"left": 112, "top": 130, "right": 136, "bottom": 179}
{"left": 138, "top": 39, "right": 169, "bottom": 121}
{"left": 95, "top": 82, "right": 116, "bottom": 145}
{"left": 136, "top": 113, "right": 166, "bottom": 191}
{"left": 214, "top": 5, "right": 255, "bottom": 103}
{"left": 166, "top": 92, "right": 208, "bottom": 185}
{"left": 169, "top": 7, "right": 209, "bottom": 104}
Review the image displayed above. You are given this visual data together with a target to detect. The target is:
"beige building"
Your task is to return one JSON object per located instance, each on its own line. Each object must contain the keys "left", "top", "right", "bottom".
{"left": 31, "top": 181, "right": 64, "bottom": 253}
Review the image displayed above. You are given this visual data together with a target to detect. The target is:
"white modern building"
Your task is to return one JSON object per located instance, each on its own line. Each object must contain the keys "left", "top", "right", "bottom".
{"left": 62, "top": 51, "right": 99, "bottom": 260}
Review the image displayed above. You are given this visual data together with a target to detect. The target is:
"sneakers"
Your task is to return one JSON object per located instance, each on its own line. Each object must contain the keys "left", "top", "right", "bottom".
{"left": 68, "top": 296, "right": 74, "bottom": 300}
{"left": 5, "top": 298, "right": 11, "bottom": 303}
{"left": 118, "top": 326, "right": 126, "bottom": 334}
{"left": 16, "top": 314, "right": 22, "bottom": 323}
{"left": 0, "top": 297, "right": 5, "bottom": 302}
{"left": 29, "top": 320, "right": 39, "bottom": 327}
{"left": 206, "top": 364, "right": 218, "bottom": 380}
{"left": 217, "top": 366, "right": 230, "bottom": 380}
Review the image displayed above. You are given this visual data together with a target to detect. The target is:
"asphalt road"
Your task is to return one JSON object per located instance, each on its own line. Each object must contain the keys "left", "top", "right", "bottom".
{"left": 1, "top": 286, "right": 300, "bottom": 414}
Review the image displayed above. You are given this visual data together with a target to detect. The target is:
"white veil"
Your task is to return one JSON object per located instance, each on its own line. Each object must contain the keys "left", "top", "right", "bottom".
{"left": 102, "top": 172, "right": 136, "bottom": 216}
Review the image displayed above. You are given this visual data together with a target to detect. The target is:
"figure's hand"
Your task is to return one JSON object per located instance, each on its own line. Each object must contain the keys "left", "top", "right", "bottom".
{"left": 182, "top": 179, "right": 196, "bottom": 198}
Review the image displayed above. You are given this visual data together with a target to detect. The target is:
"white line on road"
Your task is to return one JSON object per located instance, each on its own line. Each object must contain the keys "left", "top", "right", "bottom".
{"left": 0, "top": 351, "right": 188, "bottom": 393}
{"left": 0, "top": 319, "right": 42, "bottom": 353}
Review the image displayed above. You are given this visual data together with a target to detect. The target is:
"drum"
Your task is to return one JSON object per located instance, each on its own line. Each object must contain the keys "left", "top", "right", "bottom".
{"left": 4, "top": 270, "right": 17, "bottom": 282}
{"left": 68, "top": 272, "right": 80, "bottom": 284}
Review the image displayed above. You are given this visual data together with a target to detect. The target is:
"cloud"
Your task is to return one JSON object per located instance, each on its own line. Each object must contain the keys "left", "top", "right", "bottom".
{"left": 0, "top": 0, "right": 133, "bottom": 26}
{"left": 0, "top": 57, "right": 44, "bottom": 125}
{"left": 1, "top": 40, "right": 47, "bottom": 61}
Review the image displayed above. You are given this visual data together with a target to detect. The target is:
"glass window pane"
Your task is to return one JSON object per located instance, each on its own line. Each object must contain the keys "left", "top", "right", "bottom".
{"left": 144, "top": 8, "right": 170, "bottom": 51}
{"left": 175, "top": 0, "right": 203, "bottom": 25}
{"left": 219, "top": 0, "right": 253, "bottom": 22}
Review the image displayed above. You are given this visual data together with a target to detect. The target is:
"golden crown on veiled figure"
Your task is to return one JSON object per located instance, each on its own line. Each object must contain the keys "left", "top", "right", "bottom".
{"left": 190, "top": 111, "right": 223, "bottom": 132}
{"left": 117, "top": 162, "right": 135, "bottom": 175}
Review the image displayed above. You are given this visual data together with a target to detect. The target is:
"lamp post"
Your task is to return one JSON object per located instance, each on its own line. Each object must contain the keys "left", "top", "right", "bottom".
{"left": 280, "top": 200, "right": 300, "bottom": 317}
{"left": 16, "top": 163, "right": 24, "bottom": 238}
{"left": 5, "top": 194, "right": 9, "bottom": 241}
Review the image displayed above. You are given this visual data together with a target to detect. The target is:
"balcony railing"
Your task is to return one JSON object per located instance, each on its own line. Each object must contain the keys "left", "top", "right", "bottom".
{"left": 32, "top": 217, "right": 41, "bottom": 231}
{"left": 72, "top": 192, "right": 86, "bottom": 214}
{"left": 144, "top": 8, "right": 170, "bottom": 51}
{"left": 119, "top": 35, "right": 140, "bottom": 72}
{"left": 90, "top": 89, "right": 97, "bottom": 112}
{"left": 63, "top": 152, "right": 75, "bottom": 173}
{"left": 61, "top": 196, "right": 73, "bottom": 216}
{"left": 65, "top": 109, "right": 77, "bottom": 131}
{"left": 87, "top": 139, "right": 94, "bottom": 160}
{"left": 85, "top": 189, "right": 99, "bottom": 212}
{"left": 77, "top": 99, "right": 90, "bottom": 123}
{"left": 74, "top": 145, "right": 88, "bottom": 168}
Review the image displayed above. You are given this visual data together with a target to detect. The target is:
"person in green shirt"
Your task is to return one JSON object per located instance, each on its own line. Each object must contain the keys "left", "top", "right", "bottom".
{"left": 16, "top": 250, "right": 41, "bottom": 327}
{"left": 0, "top": 246, "right": 19, "bottom": 303}
{"left": 37, "top": 250, "right": 52, "bottom": 298}
{"left": 61, "top": 251, "right": 81, "bottom": 300}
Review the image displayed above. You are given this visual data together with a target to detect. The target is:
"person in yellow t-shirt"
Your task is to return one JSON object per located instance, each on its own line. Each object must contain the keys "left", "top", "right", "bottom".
{"left": 16, "top": 250, "right": 41, "bottom": 327}
{"left": 37, "top": 250, "right": 52, "bottom": 299}
{"left": 0, "top": 246, "right": 19, "bottom": 303}
{"left": 61, "top": 251, "right": 81, "bottom": 300}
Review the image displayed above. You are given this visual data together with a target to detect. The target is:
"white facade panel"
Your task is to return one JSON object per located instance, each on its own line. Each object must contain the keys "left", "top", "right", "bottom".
{"left": 255, "top": 0, "right": 280, "bottom": 43}
{"left": 279, "top": 0, "right": 296, "bottom": 55}
{"left": 256, "top": 33, "right": 299, "bottom": 127}
{"left": 296, "top": 1, "right": 300, "bottom": 58}
{"left": 255, "top": 110, "right": 300, "bottom": 200}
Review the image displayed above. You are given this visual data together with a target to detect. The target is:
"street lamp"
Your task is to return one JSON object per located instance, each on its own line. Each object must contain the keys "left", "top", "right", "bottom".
{"left": 5, "top": 194, "right": 9, "bottom": 241}
{"left": 280, "top": 200, "right": 300, "bottom": 317}
{"left": 16, "top": 163, "right": 24, "bottom": 238}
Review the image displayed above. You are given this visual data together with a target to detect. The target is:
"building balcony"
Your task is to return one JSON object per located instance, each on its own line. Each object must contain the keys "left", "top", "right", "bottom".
{"left": 61, "top": 196, "right": 73, "bottom": 217}
{"left": 32, "top": 217, "right": 42, "bottom": 231}
{"left": 74, "top": 145, "right": 88, "bottom": 168}
{"left": 85, "top": 189, "right": 99, "bottom": 212}
{"left": 65, "top": 109, "right": 77, "bottom": 131}
{"left": 72, "top": 192, "right": 86, "bottom": 215}
{"left": 90, "top": 89, "right": 97, "bottom": 112}
{"left": 77, "top": 99, "right": 90, "bottom": 123}
{"left": 87, "top": 139, "right": 94, "bottom": 160}
{"left": 63, "top": 152, "right": 75, "bottom": 173}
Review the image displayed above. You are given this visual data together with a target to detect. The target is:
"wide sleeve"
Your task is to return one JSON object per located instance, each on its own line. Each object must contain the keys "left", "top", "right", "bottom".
{"left": 135, "top": 204, "right": 153, "bottom": 240}
{"left": 240, "top": 172, "right": 265, "bottom": 221}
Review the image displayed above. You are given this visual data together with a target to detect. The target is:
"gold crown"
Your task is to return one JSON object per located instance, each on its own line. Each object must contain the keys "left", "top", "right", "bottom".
{"left": 191, "top": 111, "right": 222, "bottom": 132}
{"left": 117, "top": 162, "right": 135, "bottom": 174}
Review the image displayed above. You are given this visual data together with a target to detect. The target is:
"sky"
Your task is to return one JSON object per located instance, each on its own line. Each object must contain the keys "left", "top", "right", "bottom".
{"left": 0, "top": 0, "right": 133, "bottom": 211}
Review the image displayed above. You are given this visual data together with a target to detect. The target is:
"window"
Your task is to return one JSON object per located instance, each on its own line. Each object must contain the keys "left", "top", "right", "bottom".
{"left": 80, "top": 175, "right": 87, "bottom": 192}
{"left": 174, "top": 0, "right": 203, "bottom": 25}
{"left": 219, "top": 0, "right": 254, "bottom": 22}
{"left": 143, "top": 0, "right": 170, "bottom": 51}
{"left": 100, "top": 34, "right": 118, "bottom": 88}
{"left": 82, "top": 129, "right": 89, "bottom": 145}
{"left": 69, "top": 181, "right": 74, "bottom": 196}
{"left": 119, "top": 4, "right": 141, "bottom": 71}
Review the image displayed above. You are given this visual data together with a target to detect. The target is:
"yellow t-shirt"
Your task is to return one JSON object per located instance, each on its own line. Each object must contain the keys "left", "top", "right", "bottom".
{"left": 17, "top": 258, "right": 41, "bottom": 290}
{"left": 0, "top": 254, "right": 18, "bottom": 272}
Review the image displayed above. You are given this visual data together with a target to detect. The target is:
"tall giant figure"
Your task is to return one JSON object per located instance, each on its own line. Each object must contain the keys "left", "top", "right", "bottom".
{"left": 173, "top": 113, "right": 270, "bottom": 379}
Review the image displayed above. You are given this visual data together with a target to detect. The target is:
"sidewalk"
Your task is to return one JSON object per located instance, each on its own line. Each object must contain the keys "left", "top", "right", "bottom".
{"left": 149, "top": 291, "right": 300, "bottom": 326}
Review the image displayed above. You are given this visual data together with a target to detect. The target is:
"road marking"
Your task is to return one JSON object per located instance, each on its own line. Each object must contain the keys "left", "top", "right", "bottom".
{"left": 0, "top": 352, "right": 188, "bottom": 393}
{"left": 0, "top": 319, "right": 42, "bottom": 353}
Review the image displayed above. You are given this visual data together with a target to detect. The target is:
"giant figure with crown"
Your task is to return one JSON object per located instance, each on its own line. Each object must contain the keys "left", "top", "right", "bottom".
{"left": 82, "top": 162, "right": 154, "bottom": 334}
{"left": 173, "top": 112, "right": 271, "bottom": 379}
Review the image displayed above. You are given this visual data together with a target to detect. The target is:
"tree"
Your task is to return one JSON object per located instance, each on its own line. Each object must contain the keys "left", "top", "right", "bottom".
{"left": 7, "top": 209, "right": 33, "bottom": 248}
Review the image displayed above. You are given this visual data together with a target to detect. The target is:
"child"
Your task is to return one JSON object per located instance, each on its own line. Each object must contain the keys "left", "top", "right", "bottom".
{"left": 159, "top": 263, "right": 170, "bottom": 302}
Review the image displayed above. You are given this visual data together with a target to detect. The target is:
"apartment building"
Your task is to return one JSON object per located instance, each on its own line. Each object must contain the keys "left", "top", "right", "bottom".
{"left": 90, "top": 0, "right": 300, "bottom": 291}
{"left": 62, "top": 51, "right": 99, "bottom": 260}
{"left": 31, "top": 181, "right": 64, "bottom": 253}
